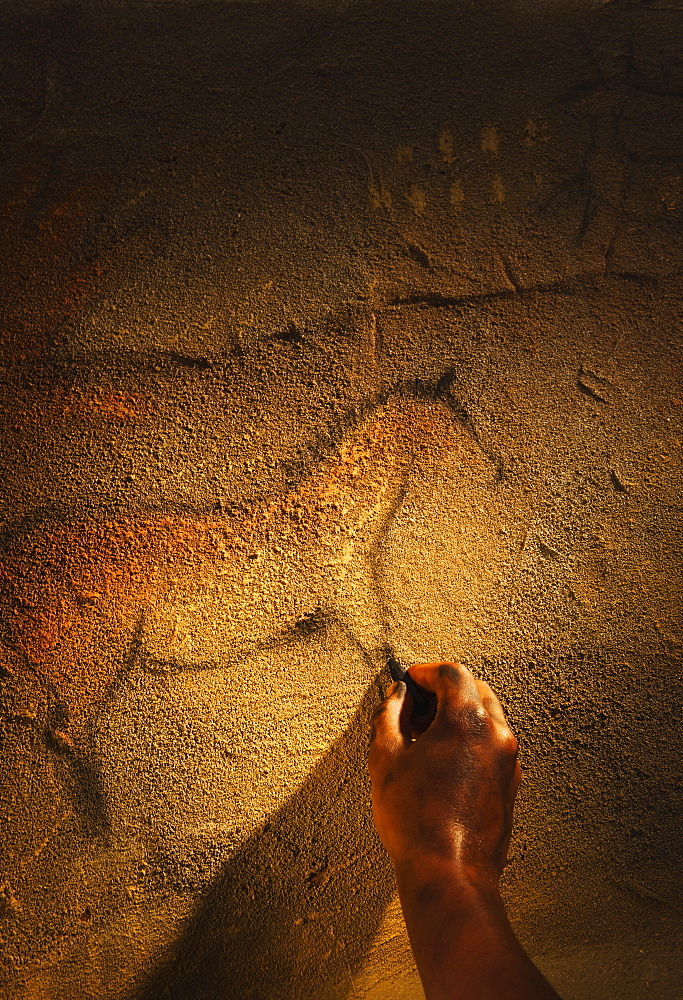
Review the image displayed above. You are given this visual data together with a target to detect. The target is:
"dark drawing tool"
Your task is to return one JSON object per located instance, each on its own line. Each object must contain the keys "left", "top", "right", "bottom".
{"left": 386, "top": 653, "right": 432, "bottom": 716}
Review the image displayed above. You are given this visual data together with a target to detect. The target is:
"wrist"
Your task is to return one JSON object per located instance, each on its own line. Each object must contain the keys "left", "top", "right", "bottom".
{"left": 392, "top": 853, "right": 523, "bottom": 1000}
{"left": 392, "top": 853, "right": 561, "bottom": 1000}
{"left": 393, "top": 851, "right": 503, "bottom": 912}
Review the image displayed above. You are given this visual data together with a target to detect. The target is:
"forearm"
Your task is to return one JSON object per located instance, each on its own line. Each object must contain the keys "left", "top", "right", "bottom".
{"left": 394, "top": 857, "right": 562, "bottom": 1000}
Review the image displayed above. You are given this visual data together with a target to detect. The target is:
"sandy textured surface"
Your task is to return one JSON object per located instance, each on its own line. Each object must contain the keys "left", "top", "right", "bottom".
{"left": 1, "top": 1, "right": 682, "bottom": 997}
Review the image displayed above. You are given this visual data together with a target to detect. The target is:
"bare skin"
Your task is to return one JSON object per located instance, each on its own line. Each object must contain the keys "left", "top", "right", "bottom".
{"left": 369, "top": 661, "right": 563, "bottom": 1000}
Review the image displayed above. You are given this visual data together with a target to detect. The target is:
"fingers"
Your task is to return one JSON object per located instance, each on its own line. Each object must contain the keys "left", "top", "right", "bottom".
{"left": 368, "top": 681, "right": 412, "bottom": 769}
{"left": 476, "top": 678, "right": 508, "bottom": 726}
{"left": 408, "top": 662, "right": 482, "bottom": 726}
{"left": 408, "top": 661, "right": 480, "bottom": 701}
{"left": 475, "top": 679, "right": 519, "bottom": 761}
{"left": 407, "top": 662, "right": 518, "bottom": 746}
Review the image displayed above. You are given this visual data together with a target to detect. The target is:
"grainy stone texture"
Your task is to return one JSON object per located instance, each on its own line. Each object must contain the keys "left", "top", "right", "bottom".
{"left": 0, "top": 1, "right": 681, "bottom": 998}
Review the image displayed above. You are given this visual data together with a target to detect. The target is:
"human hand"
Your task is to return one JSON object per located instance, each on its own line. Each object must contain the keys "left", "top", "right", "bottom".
{"left": 368, "top": 662, "right": 521, "bottom": 889}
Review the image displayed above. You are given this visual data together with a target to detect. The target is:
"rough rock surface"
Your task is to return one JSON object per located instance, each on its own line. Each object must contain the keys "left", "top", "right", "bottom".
{"left": 0, "top": 1, "right": 681, "bottom": 998}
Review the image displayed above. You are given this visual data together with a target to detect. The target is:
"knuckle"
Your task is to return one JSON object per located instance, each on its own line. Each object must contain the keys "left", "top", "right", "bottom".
{"left": 370, "top": 703, "right": 387, "bottom": 723}
{"left": 368, "top": 720, "right": 393, "bottom": 756}
{"left": 463, "top": 704, "right": 492, "bottom": 736}
{"left": 477, "top": 679, "right": 495, "bottom": 700}
{"left": 497, "top": 727, "right": 519, "bottom": 758}
{"left": 444, "top": 701, "right": 491, "bottom": 737}
{"left": 368, "top": 721, "right": 384, "bottom": 750}
{"left": 437, "top": 662, "right": 465, "bottom": 687}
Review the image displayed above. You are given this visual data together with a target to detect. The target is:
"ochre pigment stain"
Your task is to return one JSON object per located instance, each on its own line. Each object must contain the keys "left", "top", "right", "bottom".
{"left": 0, "top": 398, "right": 467, "bottom": 744}
{"left": 7, "top": 387, "right": 144, "bottom": 436}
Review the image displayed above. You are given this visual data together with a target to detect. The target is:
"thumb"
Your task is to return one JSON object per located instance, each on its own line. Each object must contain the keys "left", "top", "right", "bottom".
{"left": 368, "top": 681, "right": 412, "bottom": 772}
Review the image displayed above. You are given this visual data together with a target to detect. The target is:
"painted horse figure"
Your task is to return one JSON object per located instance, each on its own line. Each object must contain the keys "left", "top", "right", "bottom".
{"left": 0, "top": 385, "right": 489, "bottom": 831}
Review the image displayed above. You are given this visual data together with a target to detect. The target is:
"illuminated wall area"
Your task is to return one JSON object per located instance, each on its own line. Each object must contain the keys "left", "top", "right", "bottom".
{"left": 1, "top": 2, "right": 682, "bottom": 998}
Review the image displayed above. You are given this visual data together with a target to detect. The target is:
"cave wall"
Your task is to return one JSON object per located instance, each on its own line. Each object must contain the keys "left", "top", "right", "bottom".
{"left": 1, "top": 1, "right": 682, "bottom": 998}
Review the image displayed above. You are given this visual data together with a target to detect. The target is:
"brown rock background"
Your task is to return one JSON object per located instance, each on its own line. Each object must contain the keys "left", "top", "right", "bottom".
{"left": 0, "top": 1, "right": 682, "bottom": 997}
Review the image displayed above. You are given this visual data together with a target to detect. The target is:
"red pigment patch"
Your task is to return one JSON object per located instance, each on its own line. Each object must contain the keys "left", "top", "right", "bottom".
{"left": 0, "top": 400, "right": 463, "bottom": 724}
{"left": 0, "top": 517, "right": 237, "bottom": 722}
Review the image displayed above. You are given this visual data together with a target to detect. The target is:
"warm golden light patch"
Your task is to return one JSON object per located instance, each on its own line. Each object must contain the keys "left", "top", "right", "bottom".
{"left": 0, "top": 397, "right": 466, "bottom": 738}
{"left": 407, "top": 185, "right": 427, "bottom": 215}
{"left": 491, "top": 174, "right": 506, "bottom": 204}
{"left": 481, "top": 125, "right": 500, "bottom": 154}
{"left": 450, "top": 178, "right": 465, "bottom": 208}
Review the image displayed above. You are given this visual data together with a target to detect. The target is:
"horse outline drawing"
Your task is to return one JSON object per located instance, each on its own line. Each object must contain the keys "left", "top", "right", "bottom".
{"left": 0, "top": 373, "right": 501, "bottom": 838}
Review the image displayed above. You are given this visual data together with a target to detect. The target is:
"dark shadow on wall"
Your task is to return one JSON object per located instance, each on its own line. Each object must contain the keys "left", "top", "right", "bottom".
{"left": 137, "top": 675, "right": 395, "bottom": 1000}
